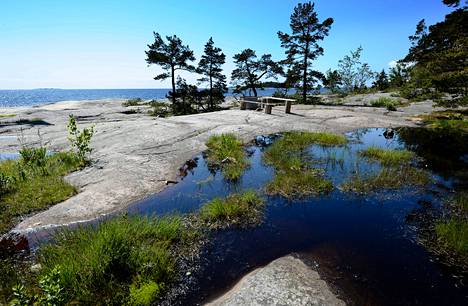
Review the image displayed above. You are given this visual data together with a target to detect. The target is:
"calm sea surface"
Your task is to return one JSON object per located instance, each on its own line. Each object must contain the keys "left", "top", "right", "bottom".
{"left": 0, "top": 88, "right": 279, "bottom": 107}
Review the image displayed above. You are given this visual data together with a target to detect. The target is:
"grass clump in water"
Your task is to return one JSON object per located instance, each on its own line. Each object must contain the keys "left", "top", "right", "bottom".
{"left": 265, "top": 170, "right": 333, "bottom": 198}
{"left": 205, "top": 134, "right": 248, "bottom": 180}
{"left": 435, "top": 218, "right": 468, "bottom": 260}
{"left": 360, "top": 147, "right": 415, "bottom": 166}
{"left": 34, "top": 215, "right": 191, "bottom": 305}
{"left": 200, "top": 190, "right": 265, "bottom": 227}
{"left": 341, "top": 166, "right": 430, "bottom": 193}
{"left": 263, "top": 131, "right": 341, "bottom": 198}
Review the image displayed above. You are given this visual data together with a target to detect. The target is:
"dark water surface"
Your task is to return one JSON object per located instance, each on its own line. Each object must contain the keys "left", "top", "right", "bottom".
{"left": 128, "top": 128, "right": 468, "bottom": 306}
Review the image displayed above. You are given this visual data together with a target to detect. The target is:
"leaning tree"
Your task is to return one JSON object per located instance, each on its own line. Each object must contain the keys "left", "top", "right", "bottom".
{"left": 231, "top": 49, "right": 281, "bottom": 97}
{"left": 278, "top": 2, "right": 333, "bottom": 103}
{"left": 146, "top": 32, "right": 195, "bottom": 104}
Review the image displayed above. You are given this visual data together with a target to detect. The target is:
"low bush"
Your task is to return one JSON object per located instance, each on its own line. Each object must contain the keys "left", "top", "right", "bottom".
{"left": 122, "top": 98, "right": 143, "bottom": 107}
{"left": 370, "top": 97, "right": 402, "bottom": 111}
{"left": 67, "top": 114, "right": 95, "bottom": 166}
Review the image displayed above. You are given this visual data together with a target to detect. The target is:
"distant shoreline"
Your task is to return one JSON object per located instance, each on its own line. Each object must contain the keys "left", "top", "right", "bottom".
{"left": 0, "top": 88, "right": 278, "bottom": 108}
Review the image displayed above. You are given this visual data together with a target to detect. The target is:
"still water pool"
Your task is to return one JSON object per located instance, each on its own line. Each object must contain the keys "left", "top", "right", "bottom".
{"left": 127, "top": 127, "right": 468, "bottom": 305}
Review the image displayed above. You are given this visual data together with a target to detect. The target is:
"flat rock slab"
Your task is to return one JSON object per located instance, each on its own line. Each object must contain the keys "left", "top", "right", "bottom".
{"left": 0, "top": 97, "right": 440, "bottom": 233}
{"left": 206, "top": 255, "right": 345, "bottom": 306}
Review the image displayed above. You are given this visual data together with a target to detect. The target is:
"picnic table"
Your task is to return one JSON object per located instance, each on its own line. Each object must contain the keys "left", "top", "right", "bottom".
{"left": 239, "top": 96, "right": 295, "bottom": 114}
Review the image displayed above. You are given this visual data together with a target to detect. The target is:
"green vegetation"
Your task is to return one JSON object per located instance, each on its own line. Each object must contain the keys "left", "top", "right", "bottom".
{"left": 263, "top": 131, "right": 344, "bottom": 198}
{"left": 435, "top": 218, "right": 468, "bottom": 259}
{"left": 277, "top": 2, "right": 333, "bottom": 103}
{"left": 11, "top": 118, "right": 50, "bottom": 126}
{"left": 20, "top": 215, "right": 194, "bottom": 305}
{"left": 0, "top": 150, "right": 81, "bottom": 233}
{"left": 67, "top": 114, "right": 95, "bottom": 166}
{"left": 205, "top": 134, "right": 248, "bottom": 180}
{"left": 265, "top": 169, "right": 333, "bottom": 198}
{"left": 400, "top": 3, "right": 467, "bottom": 107}
{"left": 430, "top": 192, "right": 468, "bottom": 266}
{"left": 369, "top": 97, "right": 404, "bottom": 111}
{"left": 122, "top": 98, "right": 143, "bottom": 107}
{"left": 200, "top": 190, "right": 265, "bottom": 227}
{"left": 360, "top": 147, "right": 415, "bottom": 166}
{"left": 0, "top": 115, "right": 94, "bottom": 234}
{"left": 0, "top": 114, "right": 16, "bottom": 118}
{"left": 341, "top": 166, "right": 430, "bottom": 193}
{"left": 147, "top": 100, "right": 171, "bottom": 117}
{"left": 419, "top": 110, "right": 468, "bottom": 132}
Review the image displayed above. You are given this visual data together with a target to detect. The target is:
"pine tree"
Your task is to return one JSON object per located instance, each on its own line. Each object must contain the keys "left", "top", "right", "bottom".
{"left": 278, "top": 2, "right": 333, "bottom": 103}
{"left": 231, "top": 49, "right": 281, "bottom": 97}
{"left": 146, "top": 32, "right": 195, "bottom": 105}
{"left": 373, "top": 69, "right": 390, "bottom": 91}
{"left": 197, "top": 38, "right": 227, "bottom": 111}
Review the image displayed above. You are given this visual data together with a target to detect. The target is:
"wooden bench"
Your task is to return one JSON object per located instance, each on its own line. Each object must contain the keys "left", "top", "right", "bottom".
{"left": 239, "top": 96, "right": 295, "bottom": 114}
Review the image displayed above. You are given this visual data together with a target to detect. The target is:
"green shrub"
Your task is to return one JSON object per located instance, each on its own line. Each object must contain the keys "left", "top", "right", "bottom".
{"left": 67, "top": 114, "right": 95, "bottom": 166}
{"left": 370, "top": 97, "right": 401, "bottom": 111}
{"left": 19, "top": 147, "right": 47, "bottom": 168}
{"left": 148, "top": 100, "right": 171, "bottom": 117}
{"left": 205, "top": 134, "right": 248, "bottom": 180}
{"left": 122, "top": 98, "right": 142, "bottom": 107}
{"left": 200, "top": 190, "right": 264, "bottom": 227}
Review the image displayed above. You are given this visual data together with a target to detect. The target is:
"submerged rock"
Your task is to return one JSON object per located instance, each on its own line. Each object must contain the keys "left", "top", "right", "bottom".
{"left": 206, "top": 255, "right": 345, "bottom": 306}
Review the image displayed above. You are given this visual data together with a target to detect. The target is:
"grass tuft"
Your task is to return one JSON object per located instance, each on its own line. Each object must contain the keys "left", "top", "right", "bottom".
{"left": 265, "top": 170, "right": 333, "bottom": 198}
{"left": 0, "top": 151, "right": 81, "bottom": 234}
{"left": 370, "top": 97, "right": 404, "bottom": 111}
{"left": 435, "top": 218, "right": 468, "bottom": 259}
{"left": 200, "top": 190, "right": 264, "bottom": 227}
{"left": 37, "top": 215, "right": 188, "bottom": 305}
{"left": 360, "top": 147, "right": 415, "bottom": 166}
{"left": 263, "top": 131, "right": 340, "bottom": 198}
{"left": 205, "top": 134, "right": 248, "bottom": 180}
{"left": 341, "top": 166, "right": 430, "bottom": 193}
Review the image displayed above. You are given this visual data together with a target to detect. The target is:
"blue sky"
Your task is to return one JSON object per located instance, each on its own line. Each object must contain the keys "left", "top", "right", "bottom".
{"left": 0, "top": 0, "right": 452, "bottom": 89}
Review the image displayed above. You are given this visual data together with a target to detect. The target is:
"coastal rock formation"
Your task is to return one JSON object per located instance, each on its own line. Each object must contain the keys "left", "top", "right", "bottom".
{"left": 206, "top": 255, "right": 345, "bottom": 306}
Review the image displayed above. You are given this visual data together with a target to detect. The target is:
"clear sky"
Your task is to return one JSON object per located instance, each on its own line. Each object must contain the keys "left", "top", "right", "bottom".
{"left": 0, "top": 0, "right": 453, "bottom": 89}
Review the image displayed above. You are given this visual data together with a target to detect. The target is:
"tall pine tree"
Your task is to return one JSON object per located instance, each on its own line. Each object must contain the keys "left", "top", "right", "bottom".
{"left": 146, "top": 33, "right": 195, "bottom": 105}
{"left": 278, "top": 2, "right": 333, "bottom": 103}
{"left": 231, "top": 49, "right": 281, "bottom": 97}
{"left": 197, "top": 38, "right": 227, "bottom": 111}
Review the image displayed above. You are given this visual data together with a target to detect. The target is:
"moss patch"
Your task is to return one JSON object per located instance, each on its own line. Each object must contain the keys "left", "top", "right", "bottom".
{"left": 419, "top": 110, "right": 468, "bottom": 133}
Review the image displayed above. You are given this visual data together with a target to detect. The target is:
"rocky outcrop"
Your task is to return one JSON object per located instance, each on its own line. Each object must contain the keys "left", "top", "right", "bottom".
{"left": 206, "top": 255, "right": 345, "bottom": 306}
